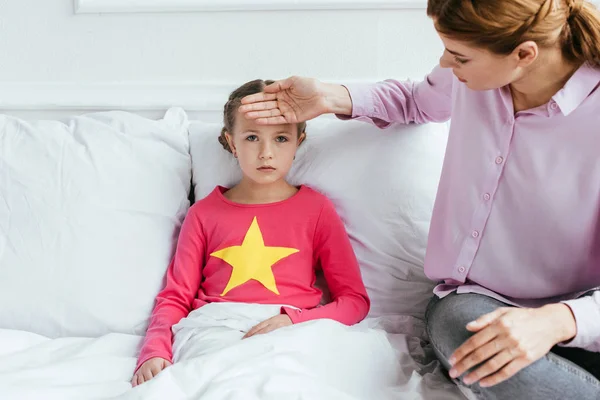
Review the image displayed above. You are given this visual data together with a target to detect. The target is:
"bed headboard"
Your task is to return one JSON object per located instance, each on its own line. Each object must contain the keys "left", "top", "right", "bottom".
{"left": 0, "top": 81, "right": 235, "bottom": 122}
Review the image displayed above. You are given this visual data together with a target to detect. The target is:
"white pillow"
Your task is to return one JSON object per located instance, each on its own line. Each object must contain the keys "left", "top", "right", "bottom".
{"left": 0, "top": 108, "right": 191, "bottom": 338}
{"left": 189, "top": 117, "right": 448, "bottom": 322}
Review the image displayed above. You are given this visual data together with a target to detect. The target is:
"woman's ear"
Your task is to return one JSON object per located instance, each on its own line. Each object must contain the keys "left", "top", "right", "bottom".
{"left": 513, "top": 41, "right": 538, "bottom": 67}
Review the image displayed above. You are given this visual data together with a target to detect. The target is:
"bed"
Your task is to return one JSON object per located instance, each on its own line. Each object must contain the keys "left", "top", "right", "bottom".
{"left": 0, "top": 106, "right": 472, "bottom": 399}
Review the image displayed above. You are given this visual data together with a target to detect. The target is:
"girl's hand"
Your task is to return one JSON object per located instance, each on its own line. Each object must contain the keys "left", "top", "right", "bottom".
{"left": 243, "top": 314, "right": 293, "bottom": 339}
{"left": 239, "top": 77, "right": 352, "bottom": 124}
{"left": 448, "top": 303, "right": 577, "bottom": 388}
{"left": 131, "top": 357, "right": 172, "bottom": 387}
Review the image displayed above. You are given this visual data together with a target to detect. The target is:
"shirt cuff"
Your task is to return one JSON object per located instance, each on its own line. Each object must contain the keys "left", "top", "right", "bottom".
{"left": 335, "top": 83, "right": 379, "bottom": 119}
{"left": 280, "top": 306, "right": 306, "bottom": 324}
{"left": 560, "top": 296, "right": 600, "bottom": 350}
{"left": 135, "top": 349, "right": 173, "bottom": 373}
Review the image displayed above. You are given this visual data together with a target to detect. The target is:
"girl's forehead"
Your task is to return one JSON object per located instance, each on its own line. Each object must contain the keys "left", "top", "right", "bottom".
{"left": 234, "top": 112, "right": 295, "bottom": 134}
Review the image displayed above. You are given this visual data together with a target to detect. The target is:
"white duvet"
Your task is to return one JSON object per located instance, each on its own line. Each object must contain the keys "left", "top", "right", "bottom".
{"left": 0, "top": 303, "right": 468, "bottom": 400}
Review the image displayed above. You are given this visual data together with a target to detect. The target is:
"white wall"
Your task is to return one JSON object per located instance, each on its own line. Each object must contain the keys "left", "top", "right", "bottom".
{"left": 0, "top": 0, "right": 443, "bottom": 120}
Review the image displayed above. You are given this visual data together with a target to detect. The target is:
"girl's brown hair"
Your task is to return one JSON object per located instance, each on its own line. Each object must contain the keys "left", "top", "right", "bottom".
{"left": 218, "top": 79, "right": 307, "bottom": 153}
{"left": 427, "top": 0, "right": 600, "bottom": 67}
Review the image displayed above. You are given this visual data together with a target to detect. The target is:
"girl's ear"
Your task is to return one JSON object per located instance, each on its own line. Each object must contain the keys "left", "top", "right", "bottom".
{"left": 225, "top": 131, "right": 237, "bottom": 155}
{"left": 297, "top": 132, "right": 306, "bottom": 146}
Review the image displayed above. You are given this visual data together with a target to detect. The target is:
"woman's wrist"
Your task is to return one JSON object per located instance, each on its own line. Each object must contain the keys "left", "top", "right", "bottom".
{"left": 321, "top": 83, "right": 353, "bottom": 116}
{"left": 541, "top": 303, "right": 577, "bottom": 344}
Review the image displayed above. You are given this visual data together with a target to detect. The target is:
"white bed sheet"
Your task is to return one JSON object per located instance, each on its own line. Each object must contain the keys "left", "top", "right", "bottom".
{"left": 0, "top": 314, "right": 469, "bottom": 400}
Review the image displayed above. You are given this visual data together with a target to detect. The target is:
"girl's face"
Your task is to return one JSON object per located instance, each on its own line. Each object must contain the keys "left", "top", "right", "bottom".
{"left": 225, "top": 111, "right": 305, "bottom": 186}
{"left": 437, "top": 33, "right": 530, "bottom": 91}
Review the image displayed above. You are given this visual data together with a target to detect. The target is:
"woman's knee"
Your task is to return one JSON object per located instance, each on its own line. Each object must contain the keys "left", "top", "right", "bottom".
{"left": 470, "top": 354, "right": 600, "bottom": 400}
{"left": 425, "top": 294, "right": 600, "bottom": 399}
{"left": 425, "top": 293, "right": 505, "bottom": 363}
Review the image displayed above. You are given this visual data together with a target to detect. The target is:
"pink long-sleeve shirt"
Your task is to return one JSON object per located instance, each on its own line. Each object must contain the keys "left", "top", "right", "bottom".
{"left": 136, "top": 185, "right": 370, "bottom": 371}
{"left": 343, "top": 63, "right": 600, "bottom": 352}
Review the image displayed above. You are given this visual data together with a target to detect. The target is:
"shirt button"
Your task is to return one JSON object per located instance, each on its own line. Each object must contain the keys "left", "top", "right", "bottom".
{"left": 458, "top": 266, "right": 466, "bottom": 273}
{"left": 483, "top": 193, "right": 491, "bottom": 201}
{"left": 472, "top": 230, "right": 479, "bottom": 238}
{"left": 550, "top": 101, "right": 558, "bottom": 110}
{"left": 495, "top": 156, "right": 504, "bottom": 164}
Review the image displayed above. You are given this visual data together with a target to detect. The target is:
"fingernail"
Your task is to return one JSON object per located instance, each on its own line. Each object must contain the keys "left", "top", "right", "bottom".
{"left": 449, "top": 368, "right": 457, "bottom": 378}
{"left": 463, "top": 377, "right": 473, "bottom": 385}
{"left": 449, "top": 356, "right": 456, "bottom": 365}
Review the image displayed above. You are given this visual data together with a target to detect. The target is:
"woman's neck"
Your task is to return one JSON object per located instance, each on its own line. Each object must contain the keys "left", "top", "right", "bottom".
{"left": 224, "top": 178, "right": 298, "bottom": 204}
{"left": 510, "top": 49, "right": 581, "bottom": 113}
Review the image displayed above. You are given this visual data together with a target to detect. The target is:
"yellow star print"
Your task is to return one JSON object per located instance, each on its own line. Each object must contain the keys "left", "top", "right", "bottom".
{"left": 210, "top": 216, "right": 299, "bottom": 296}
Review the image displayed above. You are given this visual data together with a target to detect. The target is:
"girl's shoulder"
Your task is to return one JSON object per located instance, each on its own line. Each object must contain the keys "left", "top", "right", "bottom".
{"left": 187, "top": 186, "right": 226, "bottom": 214}
{"left": 294, "top": 184, "right": 331, "bottom": 205}
{"left": 295, "top": 185, "right": 341, "bottom": 216}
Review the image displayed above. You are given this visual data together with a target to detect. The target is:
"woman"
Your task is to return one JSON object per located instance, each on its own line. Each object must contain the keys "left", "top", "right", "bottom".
{"left": 239, "top": 0, "right": 600, "bottom": 398}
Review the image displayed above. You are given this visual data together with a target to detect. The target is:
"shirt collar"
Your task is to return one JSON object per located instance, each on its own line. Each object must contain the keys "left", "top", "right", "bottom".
{"left": 552, "top": 63, "right": 600, "bottom": 116}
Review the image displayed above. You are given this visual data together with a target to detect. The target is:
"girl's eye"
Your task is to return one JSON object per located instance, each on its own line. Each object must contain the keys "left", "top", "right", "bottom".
{"left": 275, "top": 136, "right": 288, "bottom": 143}
{"left": 246, "top": 135, "right": 258, "bottom": 141}
{"left": 455, "top": 57, "right": 469, "bottom": 65}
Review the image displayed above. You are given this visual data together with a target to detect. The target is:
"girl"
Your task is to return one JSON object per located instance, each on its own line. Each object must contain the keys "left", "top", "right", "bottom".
{"left": 239, "top": 1, "right": 600, "bottom": 398}
{"left": 131, "top": 79, "right": 370, "bottom": 387}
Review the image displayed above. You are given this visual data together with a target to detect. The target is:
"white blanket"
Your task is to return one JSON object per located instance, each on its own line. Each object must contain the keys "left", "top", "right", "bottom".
{"left": 0, "top": 304, "right": 469, "bottom": 400}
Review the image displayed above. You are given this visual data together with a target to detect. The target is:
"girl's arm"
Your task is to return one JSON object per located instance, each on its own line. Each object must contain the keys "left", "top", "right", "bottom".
{"left": 282, "top": 199, "right": 370, "bottom": 325}
{"left": 135, "top": 204, "right": 207, "bottom": 371}
{"left": 338, "top": 65, "right": 454, "bottom": 128}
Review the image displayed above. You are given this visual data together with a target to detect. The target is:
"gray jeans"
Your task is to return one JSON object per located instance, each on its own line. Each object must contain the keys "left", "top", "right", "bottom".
{"left": 426, "top": 292, "right": 600, "bottom": 400}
